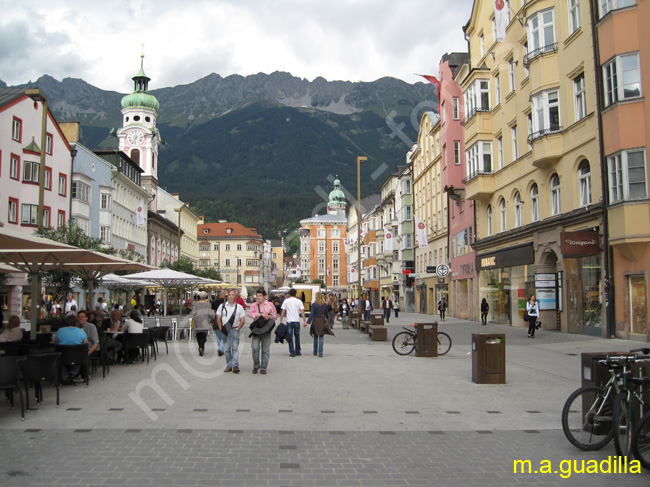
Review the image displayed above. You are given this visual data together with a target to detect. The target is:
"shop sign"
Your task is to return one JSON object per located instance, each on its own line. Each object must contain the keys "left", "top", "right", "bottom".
{"left": 560, "top": 231, "right": 600, "bottom": 257}
{"left": 426, "top": 266, "right": 436, "bottom": 274}
{"left": 436, "top": 264, "right": 450, "bottom": 277}
{"left": 535, "top": 274, "right": 556, "bottom": 288}
{"left": 475, "top": 243, "right": 534, "bottom": 271}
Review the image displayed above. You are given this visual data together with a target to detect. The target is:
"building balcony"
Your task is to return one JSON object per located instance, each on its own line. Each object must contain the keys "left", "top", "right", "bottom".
{"left": 530, "top": 128, "right": 563, "bottom": 169}
{"left": 462, "top": 171, "right": 495, "bottom": 201}
{"left": 608, "top": 201, "right": 650, "bottom": 261}
{"left": 523, "top": 43, "right": 558, "bottom": 67}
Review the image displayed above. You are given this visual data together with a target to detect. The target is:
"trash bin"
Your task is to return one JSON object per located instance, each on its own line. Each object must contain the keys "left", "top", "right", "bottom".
{"left": 415, "top": 322, "right": 438, "bottom": 357}
{"left": 472, "top": 333, "right": 506, "bottom": 384}
{"left": 370, "top": 313, "right": 384, "bottom": 327}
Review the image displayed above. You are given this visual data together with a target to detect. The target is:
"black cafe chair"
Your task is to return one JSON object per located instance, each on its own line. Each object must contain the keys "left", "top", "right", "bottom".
{"left": 55, "top": 344, "right": 90, "bottom": 387}
{"left": 0, "top": 356, "right": 27, "bottom": 420}
{"left": 151, "top": 326, "right": 170, "bottom": 355}
{"left": 22, "top": 352, "right": 61, "bottom": 410}
{"left": 122, "top": 333, "right": 149, "bottom": 365}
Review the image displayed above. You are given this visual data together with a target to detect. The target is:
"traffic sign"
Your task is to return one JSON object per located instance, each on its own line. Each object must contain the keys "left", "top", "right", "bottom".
{"left": 436, "top": 264, "right": 450, "bottom": 277}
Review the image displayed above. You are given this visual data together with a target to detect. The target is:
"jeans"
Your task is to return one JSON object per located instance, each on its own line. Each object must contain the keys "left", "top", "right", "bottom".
{"left": 214, "top": 329, "right": 224, "bottom": 353}
{"left": 287, "top": 322, "right": 301, "bottom": 356}
{"left": 196, "top": 331, "right": 207, "bottom": 350}
{"left": 61, "top": 364, "right": 80, "bottom": 381}
{"left": 481, "top": 312, "right": 487, "bottom": 325}
{"left": 341, "top": 315, "right": 350, "bottom": 329}
{"left": 224, "top": 328, "right": 240, "bottom": 368}
{"left": 251, "top": 332, "right": 272, "bottom": 370}
{"left": 383, "top": 308, "right": 391, "bottom": 323}
{"left": 394, "top": 309, "right": 399, "bottom": 318}
{"left": 313, "top": 335, "right": 324, "bottom": 356}
{"left": 364, "top": 309, "right": 371, "bottom": 321}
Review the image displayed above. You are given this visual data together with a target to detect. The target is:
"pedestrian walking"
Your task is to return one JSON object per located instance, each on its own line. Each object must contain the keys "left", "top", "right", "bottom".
{"left": 437, "top": 297, "right": 447, "bottom": 321}
{"left": 308, "top": 292, "right": 334, "bottom": 357}
{"left": 248, "top": 289, "right": 277, "bottom": 374}
{"left": 279, "top": 288, "right": 307, "bottom": 357}
{"left": 211, "top": 291, "right": 226, "bottom": 356}
{"left": 363, "top": 295, "right": 372, "bottom": 322}
{"left": 327, "top": 294, "right": 338, "bottom": 329}
{"left": 394, "top": 301, "right": 400, "bottom": 318}
{"left": 383, "top": 296, "right": 393, "bottom": 323}
{"left": 526, "top": 294, "right": 540, "bottom": 338}
{"left": 216, "top": 289, "right": 246, "bottom": 373}
{"left": 339, "top": 298, "right": 351, "bottom": 329}
{"left": 480, "top": 298, "right": 489, "bottom": 325}
{"left": 191, "top": 291, "right": 213, "bottom": 357}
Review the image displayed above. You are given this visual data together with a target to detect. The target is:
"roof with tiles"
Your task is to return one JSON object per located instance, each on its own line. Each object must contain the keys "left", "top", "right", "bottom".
{"left": 198, "top": 222, "right": 262, "bottom": 238}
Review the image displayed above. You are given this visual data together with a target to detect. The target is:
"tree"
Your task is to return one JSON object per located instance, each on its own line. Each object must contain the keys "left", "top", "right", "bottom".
{"left": 196, "top": 267, "right": 222, "bottom": 281}
{"left": 311, "top": 278, "right": 325, "bottom": 287}
{"left": 161, "top": 257, "right": 196, "bottom": 274}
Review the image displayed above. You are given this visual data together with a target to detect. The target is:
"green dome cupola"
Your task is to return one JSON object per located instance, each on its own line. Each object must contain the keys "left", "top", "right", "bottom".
{"left": 327, "top": 176, "right": 347, "bottom": 214}
{"left": 121, "top": 55, "right": 160, "bottom": 111}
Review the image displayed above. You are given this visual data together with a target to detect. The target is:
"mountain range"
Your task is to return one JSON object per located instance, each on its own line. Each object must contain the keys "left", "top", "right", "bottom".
{"left": 5, "top": 71, "right": 438, "bottom": 238}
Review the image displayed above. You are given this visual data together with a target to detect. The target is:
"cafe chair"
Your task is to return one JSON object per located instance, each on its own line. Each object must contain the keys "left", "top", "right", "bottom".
{"left": 90, "top": 340, "right": 110, "bottom": 379}
{"left": 122, "top": 333, "right": 150, "bottom": 365}
{"left": 151, "top": 326, "right": 170, "bottom": 355}
{"left": 55, "top": 344, "right": 90, "bottom": 387}
{"left": 21, "top": 352, "right": 61, "bottom": 409}
{"left": 0, "top": 356, "right": 27, "bottom": 420}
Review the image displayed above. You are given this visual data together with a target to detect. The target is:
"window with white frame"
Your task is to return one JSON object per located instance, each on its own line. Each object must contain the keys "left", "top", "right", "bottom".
{"left": 225, "top": 275, "right": 231, "bottom": 283}
{"left": 44, "top": 168, "right": 51, "bottom": 190}
{"left": 550, "top": 174, "right": 561, "bottom": 215}
{"left": 514, "top": 192, "right": 523, "bottom": 227}
{"left": 225, "top": 244, "right": 231, "bottom": 251}
{"left": 333, "top": 275, "right": 339, "bottom": 286}
{"left": 101, "top": 226, "right": 111, "bottom": 244}
{"left": 531, "top": 184, "right": 540, "bottom": 222}
{"left": 608, "top": 149, "right": 647, "bottom": 202}
{"left": 317, "top": 228, "right": 326, "bottom": 238}
{"left": 331, "top": 227, "right": 340, "bottom": 238}
{"left": 10, "top": 155, "right": 19, "bottom": 179}
{"left": 23, "top": 161, "right": 40, "bottom": 183}
{"left": 42, "top": 208, "right": 50, "bottom": 228}
{"left": 492, "top": 19, "right": 497, "bottom": 43}
{"left": 332, "top": 241, "right": 339, "bottom": 253}
{"left": 71, "top": 181, "right": 90, "bottom": 202}
{"left": 527, "top": 9, "right": 555, "bottom": 56}
{"left": 57, "top": 211, "right": 65, "bottom": 228}
{"left": 8, "top": 200, "right": 18, "bottom": 223}
{"left": 318, "top": 241, "right": 325, "bottom": 253}
{"left": 21, "top": 204, "right": 38, "bottom": 225}
{"left": 225, "top": 258, "right": 231, "bottom": 266}
{"left": 454, "top": 141, "right": 461, "bottom": 165}
{"left": 480, "top": 34, "right": 485, "bottom": 58}
{"left": 499, "top": 198, "right": 507, "bottom": 231}
{"left": 318, "top": 258, "right": 325, "bottom": 272}
{"left": 452, "top": 97, "right": 459, "bottom": 120}
{"left": 45, "top": 133, "right": 53, "bottom": 155}
{"left": 527, "top": 114, "right": 533, "bottom": 151}
{"left": 236, "top": 258, "right": 242, "bottom": 266}
{"left": 531, "top": 89, "right": 561, "bottom": 138}
{"left": 574, "top": 74, "right": 587, "bottom": 121}
{"left": 523, "top": 43, "right": 529, "bottom": 78}
{"left": 508, "top": 60, "right": 515, "bottom": 92}
{"left": 465, "top": 141, "right": 493, "bottom": 179}
{"left": 497, "top": 137, "right": 503, "bottom": 170}
{"left": 599, "top": 0, "right": 635, "bottom": 19}
{"left": 578, "top": 161, "right": 592, "bottom": 207}
{"left": 568, "top": 0, "right": 581, "bottom": 34}
{"left": 402, "top": 179, "right": 412, "bottom": 194}
{"left": 603, "top": 53, "right": 641, "bottom": 107}
{"left": 12, "top": 117, "right": 21, "bottom": 141}
{"left": 495, "top": 74, "right": 501, "bottom": 105}
{"left": 213, "top": 244, "right": 219, "bottom": 251}
{"left": 200, "top": 243, "right": 209, "bottom": 251}
{"left": 332, "top": 258, "right": 339, "bottom": 271}
{"left": 511, "top": 126, "right": 518, "bottom": 161}
{"left": 101, "top": 193, "right": 111, "bottom": 210}
{"left": 236, "top": 244, "right": 242, "bottom": 251}
{"left": 464, "top": 79, "right": 490, "bottom": 120}
{"left": 402, "top": 205, "right": 412, "bottom": 220}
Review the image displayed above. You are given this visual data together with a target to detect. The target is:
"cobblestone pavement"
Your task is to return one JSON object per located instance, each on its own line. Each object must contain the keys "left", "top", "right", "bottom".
{"left": 0, "top": 313, "right": 648, "bottom": 486}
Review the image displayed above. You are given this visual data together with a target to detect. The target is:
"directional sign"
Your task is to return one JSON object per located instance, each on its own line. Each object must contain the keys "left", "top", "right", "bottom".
{"left": 436, "top": 264, "right": 450, "bottom": 277}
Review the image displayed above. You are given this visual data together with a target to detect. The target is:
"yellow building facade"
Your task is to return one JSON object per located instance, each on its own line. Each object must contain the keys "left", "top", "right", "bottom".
{"left": 460, "top": 0, "right": 605, "bottom": 334}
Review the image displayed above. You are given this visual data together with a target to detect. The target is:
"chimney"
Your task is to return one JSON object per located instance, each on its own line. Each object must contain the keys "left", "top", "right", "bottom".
{"left": 60, "top": 122, "right": 80, "bottom": 144}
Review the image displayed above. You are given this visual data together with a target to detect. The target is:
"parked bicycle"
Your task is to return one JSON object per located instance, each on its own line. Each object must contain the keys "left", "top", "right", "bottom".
{"left": 392, "top": 324, "right": 451, "bottom": 356}
{"left": 561, "top": 348, "right": 650, "bottom": 454}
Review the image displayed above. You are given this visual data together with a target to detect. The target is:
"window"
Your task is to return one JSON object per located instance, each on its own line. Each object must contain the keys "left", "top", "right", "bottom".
{"left": 531, "top": 184, "right": 539, "bottom": 222}
{"left": 463, "top": 79, "right": 490, "bottom": 120}
{"left": 511, "top": 125, "right": 518, "bottom": 161}
{"left": 531, "top": 89, "right": 561, "bottom": 138}
{"left": 495, "top": 74, "right": 501, "bottom": 105}
{"left": 550, "top": 174, "right": 561, "bottom": 215}
{"left": 11, "top": 117, "right": 21, "bottom": 142}
{"left": 8, "top": 198, "right": 18, "bottom": 224}
{"left": 508, "top": 60, "right": 515, "bottom": 92}
{"left": 333, "top": 276, "right": 339, "bottom": 287}
{"left": 71, "top": 216, "right": 89, "bottom": 235}
{"left": 246, "top": 260, "right": 259, "bottom": 266}
{"left": 42, "top": 207, "right": 51, "bottom": 228}
{"left": 465, "top": 141, "right": 493, "bottom": 179}
{"left": 213, "top": 259, "right": 219, "bottom": 267}
{"left": 57, "top": 210, "right": 65, "bottom": 228}
{"left": 213, "top": 244, "right": 219, "bottom": 251}
{"left": 441, "top": 101, "right": 445, "bottom": 124}
{"left": 318, "top": 241, "right": 325, "bottom": 253}
{"left": 523, "top": 43, "right": 529, "bottom": 77}
{"left": 199, "top": 260, "right": 210, "bottom": 267}
{"left": 452, "top": 97, "right": 459, "bottom": 120}
{"left": 608, "top": 149, "right": 647, "bottom": 202}
{"left": 23, "top": 161, "right": 39, "bottom": 183}
{"left": 402, "top": 205, "right": 412, "bottom": 220}
{"left": 603, "top": 53, "right": 641, "bottom": 107}
{"left": 200, "top": 244, "right": 209, "bottom": 251}
{"left": 402, "top": 179, "right": 412, "bottom": 194}
{"left": 332, "top": 241, "right": 339, "bottom": 253}
{"left": 21, "top": 204, "right": 38, "bottom": 226}
{"left": 225, "top": 244, "right": 231, "bottom": 251}
{"left": 236, "top": 258, "right": 242, "bottom": 266}
{"left": 10, "top": 154, "right": 19, "bottom": 180}
{"left": 225, "top": 258, "right": 231, "bottom": 266}
{"left": 514, "top": 192, "right": 523, "bottom": 227}
{"left": 236, "top": 244, "right": 242, "bottom": 251}
{"left": 497, "top": 137, "right": 503, "bottom": 170}
{"left": 225, "top": 275, "right": 231, "bottom": 284}
{"left": 579, "top": 161, "right": 592, "bottom": 207}
{"left": 454, "top": 141, "right": 461, "bottom": 165}
{"left": 527, "top": 114, "right": 533, "bottom": 151}
{"left": 600, "top": 0, "right": 635, "bottom": 18}
{"left": 499, "top": 198, "right": 507, "bottom": 232}
{"left": 568, "top": 0, "right": 581, "bottom": 34}
{"left": 332, "top": 258, "right": 339, "bottom": 271}
{"left": 101, "top": 226, "right": 111, "bottom": 244}
{"left": 45, "top": 133, "right": 53, "bottom": 155}
{"left": 318, "top": 258, "right": 325, "bottom": 272}
{"left": 71, "top": 182, "right": 90, "bottom": 202}
{"left": 480, "top": 34, "right": 485, "bottom": 58}
{"left": 101, "top": 193, "right": 111, "bottom": 210}
{"left": 43, "top": 168, "right": 51, "bottom": 190}
{"left": 492, "top": 19, "right": 497, "bottom": 43}
{"left": 574, "top": 74, "right": 587, "bottom": 121}
{"left": 331, "top": 228, "right": 340, "bottom": 238}
{"left": 527, "top": 9, "right": 555, "bottom": 56}
{"left": 443, "top": 143, "right": 447, "bottom": 166}
{"left": 317, "top": 228, "right": 326, "bottom": 238}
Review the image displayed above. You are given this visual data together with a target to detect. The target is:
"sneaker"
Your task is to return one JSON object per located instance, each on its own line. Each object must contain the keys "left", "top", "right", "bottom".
{"left": 253, "top": 368, "right": 259, "bottom": 374}
{"left": 224, "top": 366, "right": 232, "bottom": 372}
{"left": 260, "top": 370, "right": 266, "bottom": 375}
{"left": 233, "top": 366, "right": 240, "bottom": 374}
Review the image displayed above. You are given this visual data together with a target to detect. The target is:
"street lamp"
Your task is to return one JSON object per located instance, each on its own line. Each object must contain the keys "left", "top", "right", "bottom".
{"left": 25, "top": 89, "right": 48, "bottom": 231}
{"left": 173, "top": 205, "right": 184, "bottom": 261}
{"left": 356, "top": 156, "right": 367, "bottom": 301}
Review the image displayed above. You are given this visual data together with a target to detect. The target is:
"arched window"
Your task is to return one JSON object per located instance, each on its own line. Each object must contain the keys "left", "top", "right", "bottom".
{"left": 130, "top": 149, "right": 140, "bottom": 165}
{"left": 550, "top": 174, "right": 561, "bottom": 215}
{"left": 578, "top": 160, "right": 591, "bottom": 207}
{"left": 499, "top": 198, "right": 507, "bottom": 232}
{"left": 531, "top": 184, "right": 539, "bottom": 222}
{"left": 514, "top": 192, "right": 523, "bottom": 227}
{"left": 486, "top": 205, "right": 493, "bottom": 236}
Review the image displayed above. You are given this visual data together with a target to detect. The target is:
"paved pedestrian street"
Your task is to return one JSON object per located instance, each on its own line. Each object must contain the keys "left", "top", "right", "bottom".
{"left": 1, "top": 313, "right": 648, "bottom": 486}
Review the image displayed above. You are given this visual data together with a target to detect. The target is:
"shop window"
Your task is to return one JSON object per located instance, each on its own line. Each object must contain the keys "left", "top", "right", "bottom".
{"left": 628, "top": 275, "right": 647, "bottom": 335}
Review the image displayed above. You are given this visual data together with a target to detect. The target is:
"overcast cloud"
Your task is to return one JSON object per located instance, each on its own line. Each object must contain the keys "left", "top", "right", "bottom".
{"left": 0, "top": 0, "right": 474, "bottom": 93}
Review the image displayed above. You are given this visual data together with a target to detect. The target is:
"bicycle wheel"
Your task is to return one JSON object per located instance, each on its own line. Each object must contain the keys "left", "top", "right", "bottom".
{"left": 613, "top": 392, "right": 633, "bottom": 457}
{"left": 561, "top": 386, "right": 614, "bottom": 451}
{"left": 437, "top": 331, "right": 452, "bottom": 356}
{"left": 632, "top": 411, "right": 650, "bottom": 471}
{"left": 392, "top": 331, "right": 416, "bottom": 355}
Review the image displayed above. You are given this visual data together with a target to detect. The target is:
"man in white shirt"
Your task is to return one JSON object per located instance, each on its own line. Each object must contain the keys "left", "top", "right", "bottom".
{"left": 0, "top": 315, "right": 23, "bottom": 342}
{"left": 279, "top": 289, "right": 307, "bottom": 357}
{"left": 216, "top": 289, "right": 246, "bottom": 373}
{"left": 64, "top": 295, "right": 77, "bottom": 314}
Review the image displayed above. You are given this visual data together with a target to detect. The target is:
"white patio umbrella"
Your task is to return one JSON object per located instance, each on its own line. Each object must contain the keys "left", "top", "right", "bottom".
{"left": 240, "top": 286, "right": 248, "bottom": 300}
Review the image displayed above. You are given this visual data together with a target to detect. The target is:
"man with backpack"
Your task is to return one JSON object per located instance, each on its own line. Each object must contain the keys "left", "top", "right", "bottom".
{"left": 216, "top": 289, "right": 246, "bottom": 373}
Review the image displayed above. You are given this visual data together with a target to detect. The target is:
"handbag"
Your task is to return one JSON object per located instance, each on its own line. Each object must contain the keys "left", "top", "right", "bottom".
{"left": 220, "top": 303, "right": 237, "bottom": 336}
{"left": 523, "top": 312, "right": 530, "bottom": 321}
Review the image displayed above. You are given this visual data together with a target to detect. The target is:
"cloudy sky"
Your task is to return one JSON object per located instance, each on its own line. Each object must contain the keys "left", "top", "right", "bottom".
{"left": 0, "top": 0, "right": 474, "bottom": 93}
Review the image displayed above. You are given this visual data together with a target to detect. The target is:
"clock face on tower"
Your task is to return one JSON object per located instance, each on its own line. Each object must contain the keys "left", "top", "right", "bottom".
{"left": 127, "top": 129, "right": 144, "bottom": 145}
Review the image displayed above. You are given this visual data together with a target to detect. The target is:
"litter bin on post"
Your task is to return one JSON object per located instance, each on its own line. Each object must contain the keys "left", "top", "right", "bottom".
{"left": 415, "top": 322, "right": 438, "bottom": 357}
{"left": 472, "top": 333, "right": 506, "bottom": 384}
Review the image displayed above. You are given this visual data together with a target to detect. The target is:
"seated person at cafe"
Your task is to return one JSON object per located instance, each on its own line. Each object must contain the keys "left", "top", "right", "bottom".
{"left": 77, "top": 310, "right": 99, "bottom": 356}
{"left": 0, "top": 315, "right": 23, "bottom": 342}
{"left": 122, "top": 310, "right": 144, "bottom": 334}
{"left": 54, "top": 315, "right": 88, "bottom": 384}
